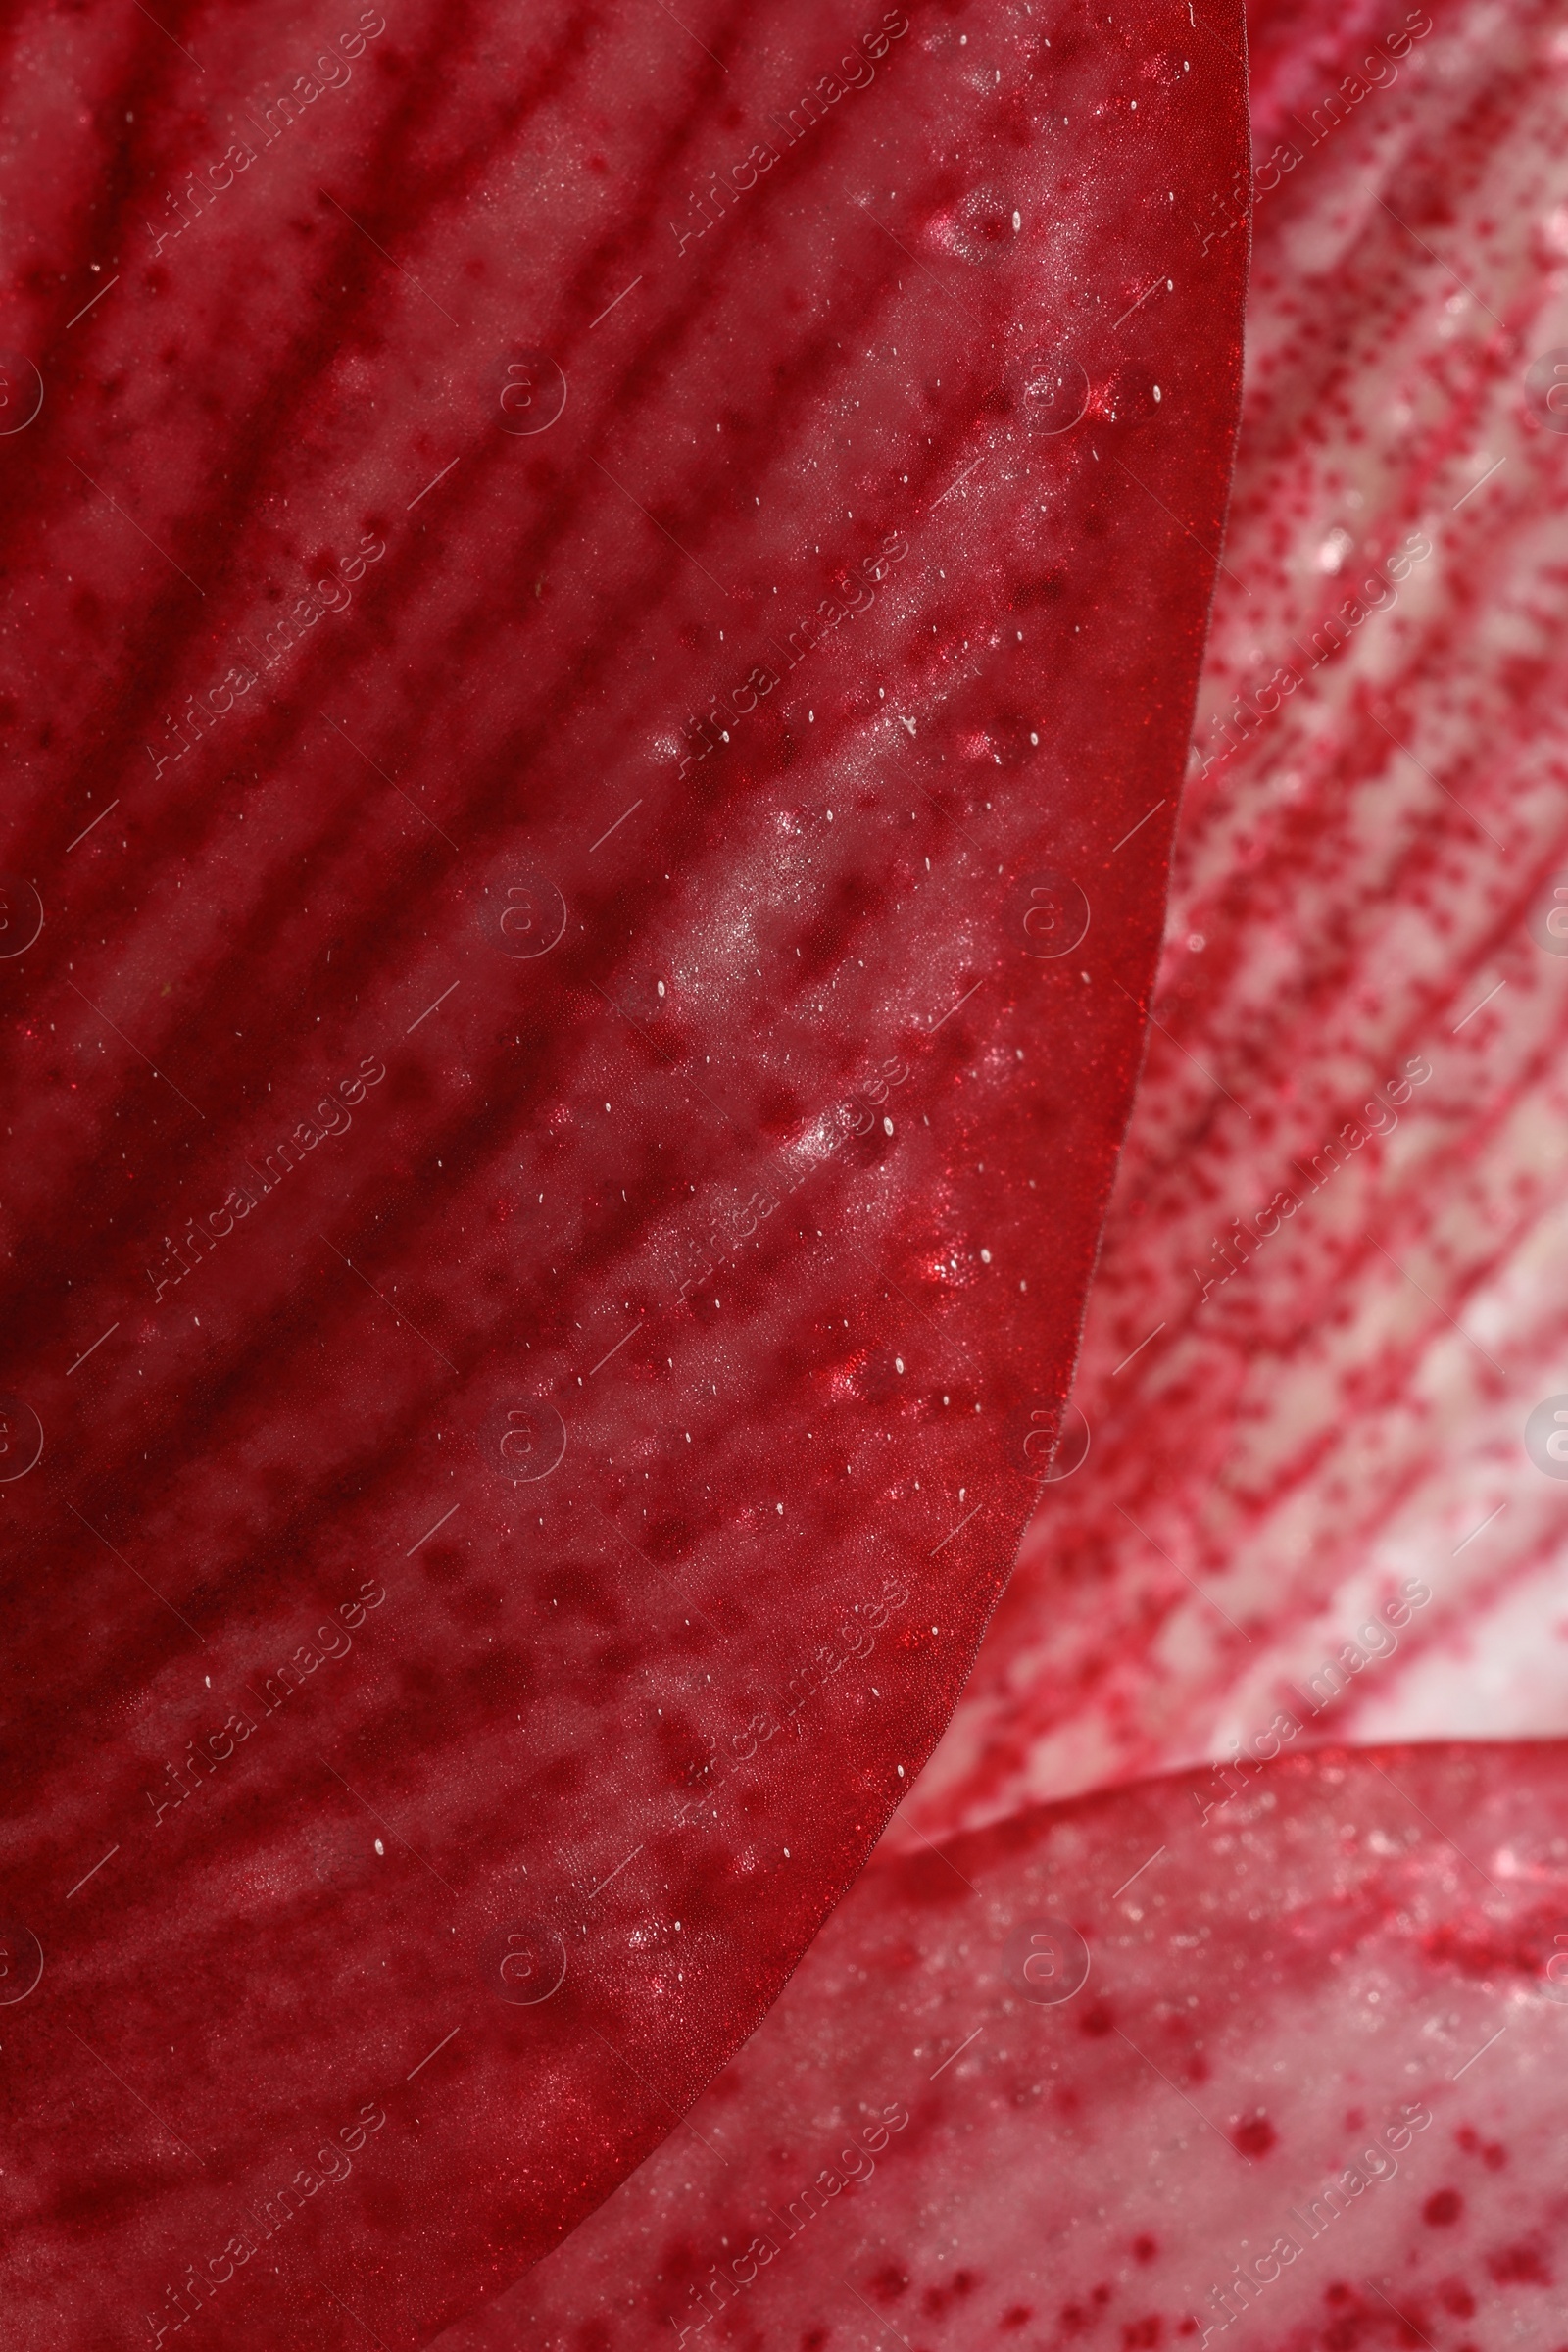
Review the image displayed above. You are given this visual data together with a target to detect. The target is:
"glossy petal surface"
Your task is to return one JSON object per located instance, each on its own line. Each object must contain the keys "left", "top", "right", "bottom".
{"left": 0, "top": 2, "right": 1246, "bottom": 2342}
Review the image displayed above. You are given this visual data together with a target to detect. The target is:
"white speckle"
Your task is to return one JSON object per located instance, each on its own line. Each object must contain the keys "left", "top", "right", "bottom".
{"left": 883, "top": 1116, "right": 894, "bottom": 1135}
{"left": 1188, "top": 932, "right": 1206, "bottom": 952}
{"left": 1012, "top": 209, "right": 1021, "bottom": 230}
{"left": 658, "top": 979, "right": 665, "bottom": 997}
{"left": 896, "top": 1357, "right": 905, "bottom": 1373}
{"left": 897, "top": 1764, "right": 906, "bottom": 1777}
{"left": 1153, "top": 384, "right": 1161, "bottom": 402}
{"left": 980, "top": 1248, "right": 992, "bottom": 1263}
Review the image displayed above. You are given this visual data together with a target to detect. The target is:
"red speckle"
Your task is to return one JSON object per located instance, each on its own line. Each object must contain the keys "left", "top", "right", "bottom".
{"left": 1231, "top": 2113, "right": 1278, "bottom": 2157}
{"left": 1122, "top": 2320, "right": 1162, "bottom": 2348}
{"left": 1132, "top": 2235, "right": 1158, "bottom": 2265}
{"left": 1079, "top": 2001, "right": 1115, "bottom": 2037}
{"left": 921, "top": 2285, "right": 948, "bottom": 2318}
{"left": 869, "top": 2268, "right": 909, "bottom": 2306}
{"left": 1424, "top": 2189, "right": 1464, "bottom": 2228}
{"left": 1001, "top": 2310, "right": 1033, "bottom": 2333}
{"left": 1487, "top": 2243, "right": 1551, "bottom": 2286}
{"left": 1438, "top": 2279, "right": 1476, "bottom": 2318}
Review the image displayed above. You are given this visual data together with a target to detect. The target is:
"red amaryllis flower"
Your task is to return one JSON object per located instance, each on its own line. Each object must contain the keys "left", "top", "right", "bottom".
{"left": 435, "top": 0, "right": 1568, "bottom": 2337}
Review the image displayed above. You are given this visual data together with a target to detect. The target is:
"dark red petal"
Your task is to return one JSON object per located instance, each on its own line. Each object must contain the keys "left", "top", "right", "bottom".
{"left": 443, "top": 1742, "right": 1568, "bottom": 2349}
{"left": 0, "top": 1, "right": 1246, "bottom": 2340}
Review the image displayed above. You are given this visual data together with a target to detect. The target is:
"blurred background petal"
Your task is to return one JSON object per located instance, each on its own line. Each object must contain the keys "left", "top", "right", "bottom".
{"left": 910, "top": 0, "right": 1568, "bottom": 1838}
